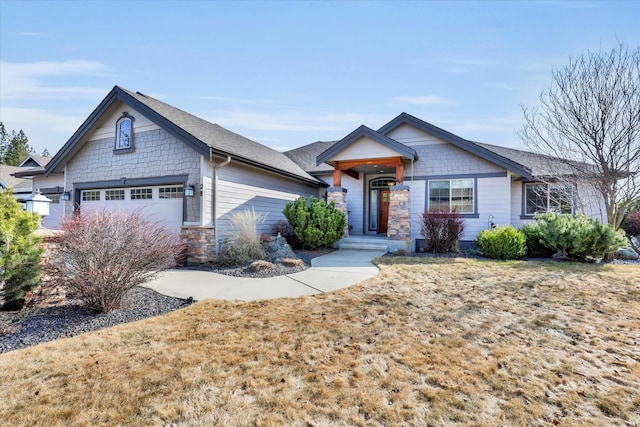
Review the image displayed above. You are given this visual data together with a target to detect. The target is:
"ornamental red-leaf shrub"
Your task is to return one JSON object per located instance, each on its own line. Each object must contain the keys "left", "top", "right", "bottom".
{"left": 51, "top": 210, "right": 182, "bottom": 312}
{"left": 623, "top": 211, "right": 640, "bottom": 237}
{"left": 420, "top": 208, "right": 466, "bottom": 253}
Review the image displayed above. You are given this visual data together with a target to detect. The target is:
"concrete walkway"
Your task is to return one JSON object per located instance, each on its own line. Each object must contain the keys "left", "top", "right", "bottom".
{"left": 143, "top": 249, "right": 385, "bottom": 302}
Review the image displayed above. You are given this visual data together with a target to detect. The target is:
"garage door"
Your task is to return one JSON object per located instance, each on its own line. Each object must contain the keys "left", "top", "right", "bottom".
{"left": 80, "top": 185, "right": 184, "bottom": 234}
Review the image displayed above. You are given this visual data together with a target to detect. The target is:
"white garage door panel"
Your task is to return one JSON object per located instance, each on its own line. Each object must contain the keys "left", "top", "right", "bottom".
{"left": 81, "top": 186, "right": 184, "bottom": 234}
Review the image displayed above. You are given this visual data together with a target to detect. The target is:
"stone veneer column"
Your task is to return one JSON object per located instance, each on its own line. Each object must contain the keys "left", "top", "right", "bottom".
{"left": 326, "top": 187, "right": 349, "bottom": 238}
{"left": 387, "top": 185, "right": 411, "bottom": 250}
{"left": 180, "top": 226, "right": 215, "bottom": 264}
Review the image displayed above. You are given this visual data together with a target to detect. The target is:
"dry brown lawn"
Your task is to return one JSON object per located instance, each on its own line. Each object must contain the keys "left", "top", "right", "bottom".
{"left": 1, "top": 257, "right": 639, "bottom": 426}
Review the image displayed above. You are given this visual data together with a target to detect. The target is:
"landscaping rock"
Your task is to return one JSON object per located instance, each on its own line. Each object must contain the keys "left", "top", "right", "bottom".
{"left": 248, "top": 260, "right": 275, "bottom": 272}
{"left": 263, "top": 235, "right": 296, "bottom": 262}
{"left": 615, "top": 247, "right": 639, "bottom": 260}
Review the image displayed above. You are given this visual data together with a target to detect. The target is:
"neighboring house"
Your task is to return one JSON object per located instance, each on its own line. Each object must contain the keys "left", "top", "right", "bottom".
{"left": 286, "top": 112, "right": 605, "bottom": 251}
{"left": 25, "top": 86, "right": 324, "bottom": 263}
{"left": 17, "top": 86, "right": 605, "bottom": 260}
{"left": 0, "top": 164, "right": 33, "bottom": 201}
{"left": 11, "top": 155, "right": 64, "bottom": 229}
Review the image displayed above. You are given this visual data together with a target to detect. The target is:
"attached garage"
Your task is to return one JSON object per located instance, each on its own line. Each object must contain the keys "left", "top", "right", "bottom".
{"left": 79, "top": 185, "right": 185, "bottom": 234}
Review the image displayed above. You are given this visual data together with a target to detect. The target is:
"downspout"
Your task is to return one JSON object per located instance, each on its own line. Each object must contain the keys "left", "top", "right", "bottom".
{"left": 212, "top": 151, "right": 232, "bottom": 253}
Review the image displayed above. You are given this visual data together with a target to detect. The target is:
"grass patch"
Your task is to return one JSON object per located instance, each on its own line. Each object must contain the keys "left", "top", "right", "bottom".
{"left": 1, "top": 257, "right": 638, "bottom": 425}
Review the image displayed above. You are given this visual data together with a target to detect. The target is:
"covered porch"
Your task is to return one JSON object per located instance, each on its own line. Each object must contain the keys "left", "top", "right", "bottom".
{"left": 316, "top": 125, "right": 418, "bottom": 252}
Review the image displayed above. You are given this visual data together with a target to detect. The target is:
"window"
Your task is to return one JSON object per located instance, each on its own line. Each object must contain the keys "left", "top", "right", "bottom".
{"left": 159, "top": 186, "right": 184, "bottom": 199}
{"left": 115, "top": 113, "right": 134, "bottom": 150}
{"left": 82, "top": 191, "right": 100, "bottom": 201}
{"left": 105, "top": 189, "right": 125, "bottom": 201}
{"left": 525, "top": 183, "right": 573, "bottom": 215}
{"left": 47, "top": 194, "right": 61, "bottom": 204}
{"left": 131, "top": 188, "right": 153, "bottom": 200}
{"left": 428, "top": 179, "right": 474, "bottom": 213}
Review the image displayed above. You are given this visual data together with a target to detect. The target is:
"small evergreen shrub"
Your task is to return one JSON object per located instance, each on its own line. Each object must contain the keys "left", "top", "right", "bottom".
{"left": 477, "top": 225, "right": 526, "bottom": 260}
{"left": 622, "top": 211, "right": 640, "bottom": 237}
{"left": 535, "top": 212, "right": 627, "bottom": 262}
{"left": 419, "top": 208, "right": 465, "bottom": 253}
{"left": 52, "top": 210, "right": 180, "bottom": 312}
{"left": 521, "top": 223, "right": 556, "bottom": 258}
{"left": 283, "top": 196, "right": 346, "bottom": 249}
{"left": 0, "top": 189, "right": 43, "bottom": 309}
{"left": 271, "top": 219, "right": 303, "bottom": 249}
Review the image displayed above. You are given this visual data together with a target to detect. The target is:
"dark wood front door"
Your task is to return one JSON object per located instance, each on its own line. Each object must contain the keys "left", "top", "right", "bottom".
{"left": 379, "top": 189, "right": 390, "bottom": 234}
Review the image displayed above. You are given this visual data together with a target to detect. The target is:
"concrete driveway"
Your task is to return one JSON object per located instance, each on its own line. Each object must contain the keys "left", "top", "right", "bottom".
{"left": 143, "top": 249, "right": 384, "bottom": 301}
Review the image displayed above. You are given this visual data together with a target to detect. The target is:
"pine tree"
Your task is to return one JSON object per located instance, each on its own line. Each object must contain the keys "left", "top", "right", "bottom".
{"left": 0, "top": 189, "right": 44, "bottom": 309}
{"left": 3, "top": 130, "right": 34, "bottom": 166}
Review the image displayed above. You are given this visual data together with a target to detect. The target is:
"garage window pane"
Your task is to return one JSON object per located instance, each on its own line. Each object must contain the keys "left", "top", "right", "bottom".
{"left": 159, "top": 186, "right": 184, "bottom": 199}
{"left": 131, "top": 188, "right": 152, "bottom": 200}
{"left": 82, "top": 191, "right": 100, "bottom": 201}
{"left": 105, "top": 189, "right": 125, "bottom": 201}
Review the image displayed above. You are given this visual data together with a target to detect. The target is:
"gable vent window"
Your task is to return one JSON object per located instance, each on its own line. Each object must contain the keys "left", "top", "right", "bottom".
{"left": 115, "top": 112, "right": 135, "bottom": 153}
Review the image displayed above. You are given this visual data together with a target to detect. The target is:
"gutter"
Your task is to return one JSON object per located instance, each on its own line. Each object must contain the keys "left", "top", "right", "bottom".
{"left": 213, "top": 152, "right": 232, "bottom": 253}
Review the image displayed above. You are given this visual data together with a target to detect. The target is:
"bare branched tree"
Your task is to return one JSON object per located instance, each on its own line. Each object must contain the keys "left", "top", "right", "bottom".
{"left": 519, "top": 44, "right": 640, "bottom": 229}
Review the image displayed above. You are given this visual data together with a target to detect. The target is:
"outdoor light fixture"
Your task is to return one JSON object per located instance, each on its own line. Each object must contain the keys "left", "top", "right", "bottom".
{"left": 24, "top": 189, "right": 52, "bottom": 217}
{"left": 61, "top": 191, "right": 71, "bottom": 201}
{"left": 184, "top": 185, "right": 195, "bottom": 197}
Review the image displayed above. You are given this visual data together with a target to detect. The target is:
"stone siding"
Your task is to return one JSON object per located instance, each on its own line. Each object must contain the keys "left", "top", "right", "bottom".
{"left": 327, "top": 187, "right": 349, "bottom": 238}
{"left": 387, "top": 185, "right": 411, "bottom": 241}
{"left": 65, "top": 128, "right": 202, "bottom": 222}
{"left": 180, "top": 226, "right": 216, "bottom": 264}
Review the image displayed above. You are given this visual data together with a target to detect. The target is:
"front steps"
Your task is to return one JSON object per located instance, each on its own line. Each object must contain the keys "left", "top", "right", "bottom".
{"left": 338, "top": 236, "right": 389, "bottom": 252}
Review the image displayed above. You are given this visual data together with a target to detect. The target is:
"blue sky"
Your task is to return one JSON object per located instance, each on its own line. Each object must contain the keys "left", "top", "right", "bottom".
{"left": 1, "top": 0, "right": 638, "bottom": 156}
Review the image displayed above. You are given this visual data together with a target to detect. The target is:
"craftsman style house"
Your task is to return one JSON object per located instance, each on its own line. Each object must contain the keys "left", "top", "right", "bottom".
{"left": 15, "top": 86, "right": 605, "bottom": 261}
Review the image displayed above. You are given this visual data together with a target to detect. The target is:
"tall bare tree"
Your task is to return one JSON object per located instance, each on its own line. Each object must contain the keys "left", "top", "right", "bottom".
{"left": 519, "top": 44, "right": 640, "bottom": 229}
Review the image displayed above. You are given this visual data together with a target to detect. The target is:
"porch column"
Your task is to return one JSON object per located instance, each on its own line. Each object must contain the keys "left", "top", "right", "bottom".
{"left": 327, "top": 187, "right": 349, "bottom": 238}
{"left": 387, "top": 184, "right": 411, "bottom": 252}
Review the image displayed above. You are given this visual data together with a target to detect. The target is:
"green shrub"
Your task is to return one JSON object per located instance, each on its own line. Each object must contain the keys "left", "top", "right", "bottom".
{"left": 283, "top": 196, "right": 346, "bottom": 249}
{"left": 477, "top": 225, "right": 526, "bottom": 260}
{"left": 0, "top": 189, "right": 43, "bottom": 309}
{"left": 534, "top": 212, "right": 627, "bottom": 262}
{"left": 419, "top": 208, "right": 466, "bottom": 253}
{"left": 521, "top": 223, "right": 556, "bottom": 258}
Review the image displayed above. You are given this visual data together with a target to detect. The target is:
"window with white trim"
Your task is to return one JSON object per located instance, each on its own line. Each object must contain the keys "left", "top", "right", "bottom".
{"left": 115, "top": 113, "right": 134, "bottom": 150}
{"left": 82, "top": 190, "right": 100, "bottom": 201}
{"left": 428, "top": 179, "right": 474, "bottom": 213}
{"left": 47, "top": 194, "right": 61, "bottom": 203}
{"left": 159, "top": 186, "right": 184, "bottom": 199}
{"left": 524, "top": 183, "right": 573, "bottom": 215}
{"left": 105, "top": 189, "right": 125, "bottom": 201}
{"left": 131, "top": 188, "right": 153, "bottom": 200}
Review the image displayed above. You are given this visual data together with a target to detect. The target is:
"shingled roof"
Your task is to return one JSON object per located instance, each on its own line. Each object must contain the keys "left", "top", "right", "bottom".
{"left": 473, "top": 142, "right": 584, "bottom": 178}
{"left": 0, "top": 164, "right": 32, "bottom": 190}
{"left": 284, "top": 140, "right": 337, "bottom": 175}
{"left": 46, "top": 86, "right": 323, "bottom": 186}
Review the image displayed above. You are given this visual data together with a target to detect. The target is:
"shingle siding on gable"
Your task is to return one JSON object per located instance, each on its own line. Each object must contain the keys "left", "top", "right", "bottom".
{"left": 66, "top": 128, "right": 201, "bottom": 221}
{"left": 412, "top": 143, "right": 504, "bottom": 177}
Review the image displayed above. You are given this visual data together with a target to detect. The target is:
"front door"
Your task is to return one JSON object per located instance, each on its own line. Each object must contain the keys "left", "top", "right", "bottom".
{"left": 379, "top": 189, "right": 390, "bottom": 234}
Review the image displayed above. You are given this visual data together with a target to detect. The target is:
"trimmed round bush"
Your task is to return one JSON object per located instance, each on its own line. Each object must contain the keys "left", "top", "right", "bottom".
{"left": 477, "top": 225, "right": 526, "bottom": 260}
{"left": 521, "top": 223, "right": 556, "bottom": 258}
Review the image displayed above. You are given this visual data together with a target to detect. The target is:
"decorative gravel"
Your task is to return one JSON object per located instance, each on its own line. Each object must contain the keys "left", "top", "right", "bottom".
{"left": 0, "top": 249, "right": 334, "bottom": 354}
{"left": 182, "top": 249, "right": 334, "bottom": 278}
{"left": 0, "top": 287, "right": 192, "bottom": 354}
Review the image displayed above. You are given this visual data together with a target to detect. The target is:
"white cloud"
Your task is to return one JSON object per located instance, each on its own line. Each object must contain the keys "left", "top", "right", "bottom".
{"left": 393, "top": 95, "right": 456, "bottom": 105}
{"left": 0, "top": 60, "right": 110, "bottom": 100}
